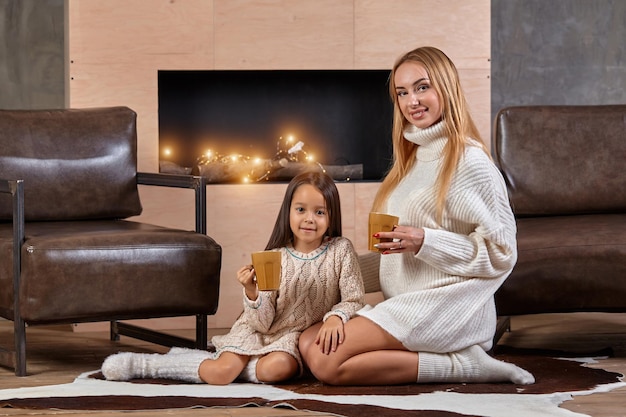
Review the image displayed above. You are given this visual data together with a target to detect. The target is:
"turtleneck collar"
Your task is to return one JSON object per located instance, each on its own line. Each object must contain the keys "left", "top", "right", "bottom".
{"left": 403, "top": 121, "right": 447, "bottom": 162}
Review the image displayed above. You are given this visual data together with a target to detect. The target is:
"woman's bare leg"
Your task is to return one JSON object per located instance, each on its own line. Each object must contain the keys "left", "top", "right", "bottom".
{"left": 300, "top": 316, "right": 418, "bottom": 385}
{"left": 256, "top": 351, "right": 299, "bottom": 383}
{"left": 301, "top": 319, "right": 535, "bottom": 386}
{"left": 198, "top": 351, "right": 248, "bottom": 385}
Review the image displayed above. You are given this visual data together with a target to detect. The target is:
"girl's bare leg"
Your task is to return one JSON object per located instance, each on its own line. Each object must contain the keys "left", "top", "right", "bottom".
{"left": 300, "top": 316, "right": 418, "bottom": 385}
{"left": 256, "top": 351, "right": 299, "bottom": 383}
{"left": 198, "top": 351, "right": 249, "bottom": 385}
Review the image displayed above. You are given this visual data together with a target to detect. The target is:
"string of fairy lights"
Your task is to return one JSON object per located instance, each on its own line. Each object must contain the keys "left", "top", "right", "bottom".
{"left": 169, "top": 135, "right": 325, "bottom": 183}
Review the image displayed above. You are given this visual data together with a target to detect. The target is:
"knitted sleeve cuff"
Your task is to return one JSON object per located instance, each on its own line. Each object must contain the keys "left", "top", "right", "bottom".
{"left": 243, "top": 288, "right": 262, "bottom": 309}
{"left": 323, "top": 310, "right": 349, "bottom": 323}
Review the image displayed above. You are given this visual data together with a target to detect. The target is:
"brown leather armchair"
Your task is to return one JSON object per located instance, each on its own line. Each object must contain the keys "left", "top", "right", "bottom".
{"left": 0, "top": 107, "right": 222, "bottom": 376}
{"left": 492, "top": 105, "right": 626, "bottom": 343}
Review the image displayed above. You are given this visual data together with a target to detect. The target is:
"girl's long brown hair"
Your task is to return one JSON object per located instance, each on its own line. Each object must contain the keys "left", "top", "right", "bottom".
{"left": 372, "top": 46, "right": 489, "bottom": 224}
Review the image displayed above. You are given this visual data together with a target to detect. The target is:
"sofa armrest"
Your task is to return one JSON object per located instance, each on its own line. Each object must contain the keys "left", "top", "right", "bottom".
{"left": 136, "top": 172, "right": 207, "bottom": 234}
{"left": 358, "top": 251, "right": 381, "bottom": 294}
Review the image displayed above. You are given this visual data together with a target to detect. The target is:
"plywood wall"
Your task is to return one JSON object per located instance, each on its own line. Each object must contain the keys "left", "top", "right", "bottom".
{"left": 68, "top": 0, "right": 490, "bottom": 330}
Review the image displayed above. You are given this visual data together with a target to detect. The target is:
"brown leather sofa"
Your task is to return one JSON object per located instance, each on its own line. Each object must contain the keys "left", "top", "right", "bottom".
{"left": 492, "top": 105, "right": 626, "bottom": 341}
{"left": 0, "top": 107, "right": 222, "bottom": 376}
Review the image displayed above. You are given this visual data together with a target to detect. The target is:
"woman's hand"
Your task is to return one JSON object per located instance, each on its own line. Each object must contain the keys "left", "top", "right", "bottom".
{"left": 238, "top": 265, "right": 258, "bottom": 301}
{"left": 314, "top": 315, "right": 344, "bottom": 354}
{"left": 374, "top": 225, "right": 425, "bottom": 255}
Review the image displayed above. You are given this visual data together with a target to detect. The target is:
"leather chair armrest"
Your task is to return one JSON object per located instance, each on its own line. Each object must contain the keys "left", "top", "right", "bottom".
{"left": 136, "top": 172, "right": 207, "bottom": 234}
{"left": 0, "top": 178, "right": 26, "bottom": 374}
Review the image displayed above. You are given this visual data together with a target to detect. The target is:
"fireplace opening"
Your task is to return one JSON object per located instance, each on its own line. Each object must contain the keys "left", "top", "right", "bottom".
{"left": 158, "top": 70, "right": 393, "bottom": 183}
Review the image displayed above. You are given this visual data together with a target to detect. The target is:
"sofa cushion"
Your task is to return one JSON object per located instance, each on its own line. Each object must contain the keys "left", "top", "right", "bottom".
{"left": 358, "top": 251, "right": 381, "bottom": 294}
{"left": 493, "top": 105, "right": 626, "bottom": 216}
{"left": 0, "top": 107, "right": 142, "bottom": 221}
{"left": 495, "top": 213, "right": 626, "bottom": 315}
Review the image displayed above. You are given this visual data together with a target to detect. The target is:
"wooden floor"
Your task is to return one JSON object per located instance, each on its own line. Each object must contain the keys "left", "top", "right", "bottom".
{"left": 1, "top": 313, "right": 625, "bottom": 417}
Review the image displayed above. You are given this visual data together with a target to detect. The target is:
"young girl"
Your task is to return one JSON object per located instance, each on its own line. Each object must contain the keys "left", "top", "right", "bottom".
{"left": 101, "top": 171, "right": 365, "bottom": 384}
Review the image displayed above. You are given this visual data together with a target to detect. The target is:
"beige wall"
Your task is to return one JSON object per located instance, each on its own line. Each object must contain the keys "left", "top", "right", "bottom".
{"left": 68, "top": 0, "right": 490, "bottom": 330}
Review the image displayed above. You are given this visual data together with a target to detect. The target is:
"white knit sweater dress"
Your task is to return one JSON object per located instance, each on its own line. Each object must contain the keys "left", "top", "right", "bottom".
{"left": 212, "top": 236, "right": 365, "bottom": 373}
{"left": 358, "top": 121, "right": 517, "bottom": 354}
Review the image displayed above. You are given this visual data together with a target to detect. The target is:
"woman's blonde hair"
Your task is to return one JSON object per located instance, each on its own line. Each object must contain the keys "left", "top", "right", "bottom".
{"left": 372, "top": 46, "right": 489, "bottom": 224}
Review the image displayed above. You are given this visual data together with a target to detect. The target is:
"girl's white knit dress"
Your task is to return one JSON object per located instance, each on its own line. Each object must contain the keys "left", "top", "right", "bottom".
{"left": 212, "top": 236, "right": 365, "bottom": 372}
{"left": 358, "top": 121, "right": 517, "bottom": 354}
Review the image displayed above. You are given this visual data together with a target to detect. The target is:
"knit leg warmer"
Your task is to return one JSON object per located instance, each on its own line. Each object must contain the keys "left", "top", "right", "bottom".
{"left": 172, "top": 347, "right": 261, "bottom": 383}
{"left": 417, "top": 345, "right": 535, "bottom": 385}
{"left": 101, "top": 348, "right": 214, "bottom": 383}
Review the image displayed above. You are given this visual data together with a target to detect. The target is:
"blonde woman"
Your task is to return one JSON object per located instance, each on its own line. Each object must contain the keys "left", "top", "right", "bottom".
{"left": 299, "top": 46, "right": 535, "bottom": 386}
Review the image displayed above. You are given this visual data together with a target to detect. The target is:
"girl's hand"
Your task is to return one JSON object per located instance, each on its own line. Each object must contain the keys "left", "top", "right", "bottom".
{"left": 374, "top": 225, "right": 425, "bottom": 255}
{"left": 238, "top": 265, "right": 258, "bottom": 301}
{"left": 314, "top": 315, "right": 344, "bottom": 354}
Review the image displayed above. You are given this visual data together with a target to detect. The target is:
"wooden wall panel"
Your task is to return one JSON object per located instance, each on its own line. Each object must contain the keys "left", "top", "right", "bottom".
{"left": 461, "top": 70, "right": 492, "bottom": 146}
{"left": 353, "top": 182, "right": 383, "bottom": 250}
{"left": 355, "top": 0, "right": 490, "bottom": 69}
{"left": 354, "top": 0, "right": 492, "bottom": 144}
{"left": 67, "top": 0, "right": 489, "bottom": 330}
{"left": 214, "top": 0, "right": 354, "bottom": 69}
{"left": 68, "top": 0, "right": 215, "bottom": 172}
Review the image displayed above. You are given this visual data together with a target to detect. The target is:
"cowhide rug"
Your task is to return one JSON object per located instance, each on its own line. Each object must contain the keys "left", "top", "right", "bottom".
{"left": 1, "top": 346, "right": 624, "bottom": 417}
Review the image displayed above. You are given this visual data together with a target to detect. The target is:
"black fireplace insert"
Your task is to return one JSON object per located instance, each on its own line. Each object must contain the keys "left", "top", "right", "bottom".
{"left": 158, "top": 69, "right": 394, "bottom": 182}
